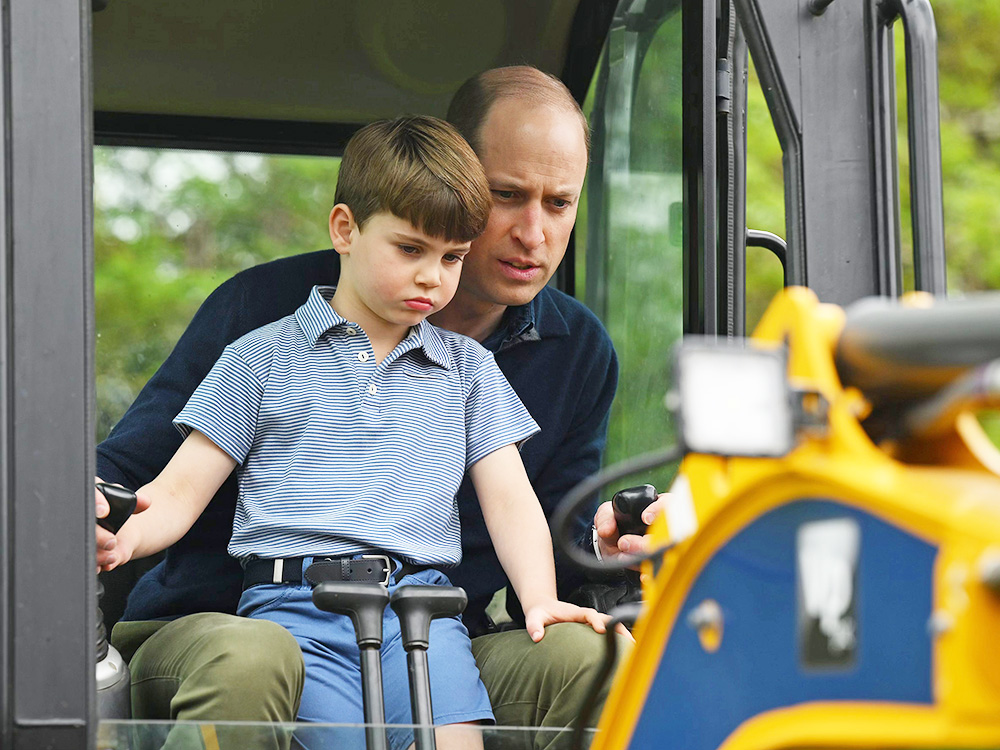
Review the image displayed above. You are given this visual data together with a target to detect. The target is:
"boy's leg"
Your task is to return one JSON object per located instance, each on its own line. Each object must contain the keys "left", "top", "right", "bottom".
{"left": 471, "top": 622, "right": 631, "bottom": 750}
{"left": 239, "top": 583, "right": 369, "bottom": 750}
{"left": 112, "top": 613, "right": 304, "bottom": 750}
{"left": 381, "top": 569, "right": 493, "bottom": 750}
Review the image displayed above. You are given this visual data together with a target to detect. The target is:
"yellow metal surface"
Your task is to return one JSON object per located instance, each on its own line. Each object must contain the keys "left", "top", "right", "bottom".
{"left": 592, "top": 288, "right": 1000, "bottom": 750}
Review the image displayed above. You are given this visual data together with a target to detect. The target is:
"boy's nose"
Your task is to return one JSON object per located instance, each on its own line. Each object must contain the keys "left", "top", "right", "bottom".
{"left": 415, "top": 264, "right": 441, "bottom": 287}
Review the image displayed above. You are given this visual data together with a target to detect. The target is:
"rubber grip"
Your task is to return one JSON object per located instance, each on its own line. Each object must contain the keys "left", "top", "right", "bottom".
{"left": 96, "top": 483, "right": 137, "bottom": 534}
{"left": 611, "top": 484, "right": 658, "bottom": 537}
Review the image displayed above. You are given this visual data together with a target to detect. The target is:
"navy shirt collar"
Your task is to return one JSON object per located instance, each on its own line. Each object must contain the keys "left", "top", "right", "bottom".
{"left": 482, "top": 287, "right": 571, "bottom": 353}
{"left": 295, "top": 285, "right": 452, "bottom": 369}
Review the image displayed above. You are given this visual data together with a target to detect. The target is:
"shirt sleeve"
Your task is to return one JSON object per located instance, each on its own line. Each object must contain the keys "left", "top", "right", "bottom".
{"left": 464, "top": 352, "right": 540, "bottom": 469}
{"left": 173, "top": 345, "right": 264, "bottom": 465}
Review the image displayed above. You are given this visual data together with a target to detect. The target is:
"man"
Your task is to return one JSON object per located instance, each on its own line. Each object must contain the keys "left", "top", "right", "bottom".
{"left": 97, "top": 66, "right": 622, "bottom": 749}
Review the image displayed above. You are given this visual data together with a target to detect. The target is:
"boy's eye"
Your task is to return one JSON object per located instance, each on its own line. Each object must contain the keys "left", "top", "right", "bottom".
{"left": 443, "top": 254, "right": 465, "bottom": 264}
{"left": 399, "top": 245, "right": 419, "bottom": 255}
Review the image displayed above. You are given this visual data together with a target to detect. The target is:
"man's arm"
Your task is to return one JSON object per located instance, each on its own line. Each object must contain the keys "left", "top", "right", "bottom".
{"left": 470, "top": 444, "right": 616, "bottom": 641}
{"left": 534, "top": 342, "right": 619, "bottom": 595}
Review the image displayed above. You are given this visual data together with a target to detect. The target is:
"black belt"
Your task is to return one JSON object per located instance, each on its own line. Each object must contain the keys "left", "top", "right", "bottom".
{"left": 243, "top": 555, "right": 427, "bottom": 590}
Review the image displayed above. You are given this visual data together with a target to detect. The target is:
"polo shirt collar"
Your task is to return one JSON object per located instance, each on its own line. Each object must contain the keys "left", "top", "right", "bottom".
{"left": 295, "top": 286, "right": 348, "bottom": 344}
{"left": 407, "top": 320, "right": 453, "bottom": 370}
{"left": 295, "top": 285, "right": 453, "bottom": 369}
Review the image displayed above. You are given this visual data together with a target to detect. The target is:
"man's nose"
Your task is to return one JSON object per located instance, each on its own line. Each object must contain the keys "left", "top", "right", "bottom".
{"left": 511, "top": 203, "right": 544, "bottom": 251}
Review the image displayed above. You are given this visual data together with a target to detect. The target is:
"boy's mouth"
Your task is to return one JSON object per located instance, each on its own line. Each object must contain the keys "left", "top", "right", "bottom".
{"left": 404, "top": 298, "right": 433, "bottom": 312}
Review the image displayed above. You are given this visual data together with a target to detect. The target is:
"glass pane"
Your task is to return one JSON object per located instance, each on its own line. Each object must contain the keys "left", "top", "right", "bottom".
{"left": 94, "top": 147, "right": 339, "bottom": 440}
{"left": 97, "top": 720, "right": 597, "bottom": 749}
{"left": 585, "top": 2, "right": 685, "bottom": 490}
{"left": 744, "top": 59, "right": 787, "bottom": 333}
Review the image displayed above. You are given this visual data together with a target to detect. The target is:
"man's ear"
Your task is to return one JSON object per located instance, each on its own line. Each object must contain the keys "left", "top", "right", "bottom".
{"left": 329, "top": 204, "right": 356, "bottom": 255}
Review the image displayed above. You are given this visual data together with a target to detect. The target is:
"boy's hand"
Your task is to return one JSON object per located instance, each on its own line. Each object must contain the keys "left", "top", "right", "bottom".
{"left": 95, "top": 479, "right": 150, "bottom": 573}
{"left": 593, "top": 492, "right": 669, "bottom": 565}
{"left": 523, "top": 599, "right": 634, "bottom": 643}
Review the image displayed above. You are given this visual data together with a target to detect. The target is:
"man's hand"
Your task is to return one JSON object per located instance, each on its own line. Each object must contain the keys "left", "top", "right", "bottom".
{"left": 524, "top": 598, "right": 633, "bottom": 643}
{"left": 95, "top": 478, "right": 150, "bottom": 573}
{"left": 593, "top": 493, "right": 669, "bottom": 563}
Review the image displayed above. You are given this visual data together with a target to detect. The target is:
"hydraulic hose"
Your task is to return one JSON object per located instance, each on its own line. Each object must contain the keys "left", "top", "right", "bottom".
{"left": 551, "top": 444, "right": 684, "bottom": 573}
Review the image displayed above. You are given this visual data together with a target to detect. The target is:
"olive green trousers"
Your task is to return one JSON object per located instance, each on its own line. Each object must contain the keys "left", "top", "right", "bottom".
{"left": 113, "top": 614, "right": 626, "bottom": 750}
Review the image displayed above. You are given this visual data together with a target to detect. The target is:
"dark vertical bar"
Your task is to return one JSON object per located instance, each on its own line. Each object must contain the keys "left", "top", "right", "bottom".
{"left": 716, "top": 0, "right": 748, "bottom": 337}
{"left": 682, "top": 0, "right": 718, "bottom": 335}
{"left": 867, "top": 0, "right": 902, "bottom": 297}
{"left": 731, "top": 28, "right": 749, "bottom": 332}
{"left": 2, "top": 1, "right": 94, "bottom": 748}
{"left": 893, "top": 0, "right": 947, "bottom": 294}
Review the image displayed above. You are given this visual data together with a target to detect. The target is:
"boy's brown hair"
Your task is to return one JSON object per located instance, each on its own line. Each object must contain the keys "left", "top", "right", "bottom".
{"left": 334, "top": 115, "right": 491, "bottom": 243}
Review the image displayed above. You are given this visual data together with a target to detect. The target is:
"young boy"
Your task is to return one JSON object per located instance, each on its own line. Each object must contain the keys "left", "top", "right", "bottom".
{"left": 97, "top": 115, "right": 611, "bottom": 748}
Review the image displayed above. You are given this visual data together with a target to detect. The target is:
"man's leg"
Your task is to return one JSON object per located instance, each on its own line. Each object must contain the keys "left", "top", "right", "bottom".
{"left": 112, "top": 613, "right": 304, "bottom": 750}
{"left": 471, "top": 623, "right": 629, "bottom": 750}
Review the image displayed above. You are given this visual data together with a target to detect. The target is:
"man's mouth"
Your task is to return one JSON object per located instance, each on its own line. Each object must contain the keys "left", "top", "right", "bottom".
{"left": 503, "top": 260, "right": 537, "bottom": 271}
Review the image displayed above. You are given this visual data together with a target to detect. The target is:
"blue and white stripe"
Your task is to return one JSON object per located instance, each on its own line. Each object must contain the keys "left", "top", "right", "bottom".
{"left": 175, "top": 285, "right": 539, "bottom": 565}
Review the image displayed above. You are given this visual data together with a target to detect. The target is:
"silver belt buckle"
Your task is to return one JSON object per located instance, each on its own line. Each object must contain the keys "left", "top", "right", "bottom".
{"left": 360, "top": 554, "right": 392, "bottom": 586}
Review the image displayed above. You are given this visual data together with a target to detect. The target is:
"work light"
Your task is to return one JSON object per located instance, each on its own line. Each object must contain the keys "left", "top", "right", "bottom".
{"left": 670, "top": 338, "right": 795, "bottom": 457}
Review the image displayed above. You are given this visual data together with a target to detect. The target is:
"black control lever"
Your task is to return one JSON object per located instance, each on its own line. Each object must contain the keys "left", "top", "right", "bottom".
{"left": 95, "top": 482, "right": 137, "bottom": 719}
{"left": 96, "top": 483, "right": 138, "bottom": 534}
{"left": 313, "top": 582, "right": 391, "bottom": 750}
{"left": 611, "top": 484, "right": 658, "bottom": 537}
{"left": 390, "top": 586, "right": 468, "bottom": 750}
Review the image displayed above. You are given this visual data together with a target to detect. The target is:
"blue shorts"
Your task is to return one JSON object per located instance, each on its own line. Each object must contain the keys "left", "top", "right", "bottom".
{"left": 237, "top": 562, "right": 494, "bottom": 750}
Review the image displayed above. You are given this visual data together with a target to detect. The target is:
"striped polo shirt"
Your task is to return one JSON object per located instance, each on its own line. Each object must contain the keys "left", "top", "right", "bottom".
{"left": 174, "top": 285, "right": 539, "bottom": 565}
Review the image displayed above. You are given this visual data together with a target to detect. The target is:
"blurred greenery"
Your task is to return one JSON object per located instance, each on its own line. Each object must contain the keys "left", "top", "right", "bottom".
{"left": 94, "top": 149, "right": 338, "bottom": 437}
{"left": 96, "top": 2, "right": 1000, "bottom": 456}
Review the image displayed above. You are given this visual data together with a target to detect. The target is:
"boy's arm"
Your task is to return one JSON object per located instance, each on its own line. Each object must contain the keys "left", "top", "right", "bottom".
{"left": 97, "top": 430, "right": 237, "bottom": 571}
{"left": 469, "top": 444, "right": 614, "bottom": 642}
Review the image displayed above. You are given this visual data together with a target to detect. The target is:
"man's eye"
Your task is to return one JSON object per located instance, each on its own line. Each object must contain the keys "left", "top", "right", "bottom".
{"left": 493, "top": 190, "right": 516, "bottom": 200}
{"left": 551, "top": 198, "right": 571, "bottom": 209}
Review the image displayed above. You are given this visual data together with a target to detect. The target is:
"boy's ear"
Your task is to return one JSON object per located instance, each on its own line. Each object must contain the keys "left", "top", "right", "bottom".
{"left": 329, "top": 204, "right": 356, "bottom": 254}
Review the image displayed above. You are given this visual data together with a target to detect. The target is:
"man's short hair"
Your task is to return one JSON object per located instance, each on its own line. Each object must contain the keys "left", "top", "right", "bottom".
{"left": 335, "top": 115, "right": 491, "bottom": 243}
{"left": 446, "top": 65, "right": 591, "bottom": 159}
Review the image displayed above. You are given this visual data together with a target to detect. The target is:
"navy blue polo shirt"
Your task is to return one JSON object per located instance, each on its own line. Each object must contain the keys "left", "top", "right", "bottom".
{"left": 175, "top": 285, "right": 537, "bottom": 564}
{"left": 97, "top": 249, "right": 618, "bottom": 633}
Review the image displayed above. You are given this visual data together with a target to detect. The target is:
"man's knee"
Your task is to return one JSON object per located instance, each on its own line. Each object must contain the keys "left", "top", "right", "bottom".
{"left": 534, "top": 622, "right": 625, "bottom": 680}
{"left": 130, "top": 613, "right": 304, "bottom": 722}
{"left": 193, "top": 618, "right": 303, "bottom": 692}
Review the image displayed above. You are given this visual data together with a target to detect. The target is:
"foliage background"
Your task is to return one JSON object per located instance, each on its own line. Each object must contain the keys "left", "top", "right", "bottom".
{"left": 96, "top": 2, "right": 1000, "bottom": 452}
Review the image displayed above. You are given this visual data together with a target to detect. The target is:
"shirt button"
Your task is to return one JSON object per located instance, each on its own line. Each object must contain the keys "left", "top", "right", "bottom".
{"left": 367, "top": 384, "right": 378, "bottom": 395}
{"left": 358, "top": 351, "right": 370, "bottom": 363}
{"left": 345, "top": 328, "right": 357, "bottom": 336}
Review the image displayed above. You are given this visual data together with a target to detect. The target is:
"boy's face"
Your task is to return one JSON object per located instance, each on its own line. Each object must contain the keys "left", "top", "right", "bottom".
{"left": 329, "top": 208, "right": 471, "bottom": 331}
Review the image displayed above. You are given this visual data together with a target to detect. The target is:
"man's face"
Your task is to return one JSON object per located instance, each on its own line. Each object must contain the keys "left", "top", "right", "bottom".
{"left": 459, "top": 99, "right": 589, "bottom": 309}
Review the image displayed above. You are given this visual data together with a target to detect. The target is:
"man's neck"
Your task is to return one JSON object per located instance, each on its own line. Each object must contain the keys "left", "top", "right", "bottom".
{"left": 430, "top": 290, "right": 507, "bottom": 343}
